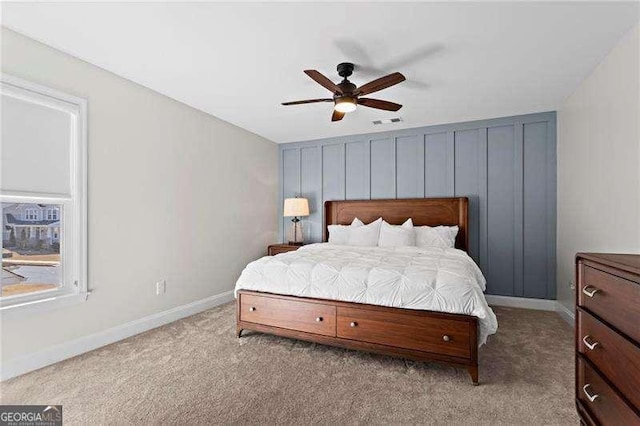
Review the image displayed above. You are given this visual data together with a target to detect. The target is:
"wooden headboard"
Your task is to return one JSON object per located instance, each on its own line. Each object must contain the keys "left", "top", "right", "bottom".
{"left": 323, "top": 197, "right": 469, "bottom": 251}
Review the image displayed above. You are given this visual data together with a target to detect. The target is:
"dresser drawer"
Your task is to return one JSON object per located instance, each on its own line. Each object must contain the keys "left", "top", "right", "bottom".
{"left": 577, "top": 357, "right": 639, "bottom": 425}
{"left": 577, "top": 310, "right": 640, "bottom": 410}
{"left": 579, "top": 264, "right": 640, "bottom": 342}
{"left": 336, "top": 306, "right": 471, "bottom": 359}
{"left": 239, "top": 293, "right": 336, "bottom": 337}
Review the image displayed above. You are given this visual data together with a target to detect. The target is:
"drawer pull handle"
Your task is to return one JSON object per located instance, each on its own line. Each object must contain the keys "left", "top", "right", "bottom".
{"left": 582, "top": 335, "right": 599, "bottom": 351}
{"left": 443, "top": 335, "right": 451, "bottom": 342}
{"left": 582, "top": 384, "right": 599, "bottom": 402}
{"left": 582, "top": 286, "right": 600, "bottom": 298}
{"left": 249, "top": 307, "right": 256, "bottom": 312}
{"left": 350, "top": 321, "right": 358, "bottom": 328}
{"left": 316, "top": 317, "right": 323, "bottom": 322}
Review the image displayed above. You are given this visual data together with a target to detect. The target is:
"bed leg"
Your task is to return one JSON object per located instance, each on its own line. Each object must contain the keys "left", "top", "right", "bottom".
{"left": 467, "top": 365, "right": 479, "bottom": 386}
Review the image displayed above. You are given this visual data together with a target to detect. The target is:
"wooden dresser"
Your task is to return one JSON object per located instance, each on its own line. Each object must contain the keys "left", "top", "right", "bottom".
{"left": 575, "top": 253, "right": 640, "bottom": 425}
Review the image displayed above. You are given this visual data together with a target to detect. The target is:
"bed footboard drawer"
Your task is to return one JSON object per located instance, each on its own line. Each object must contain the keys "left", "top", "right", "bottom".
{"left": 239, "top": 292, "right": 336, "bottom": 337}
{"left": 336, "top": 306, "right": 472, "bottom": 359}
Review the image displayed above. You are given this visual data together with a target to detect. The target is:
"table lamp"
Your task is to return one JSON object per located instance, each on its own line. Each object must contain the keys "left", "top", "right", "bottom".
{"left": 283, "top": 197, "right": 309, "bottom": 245}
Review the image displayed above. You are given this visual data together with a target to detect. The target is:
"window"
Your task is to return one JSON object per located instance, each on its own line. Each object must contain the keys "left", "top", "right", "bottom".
{"left": 25, "top": 209, "right": 38, "bottom": 220}
{"left": 1, "top": 74, "right": 87, "bottom": 309}
{"left": 47, "top": 208, "right": 59, "bottom": 221}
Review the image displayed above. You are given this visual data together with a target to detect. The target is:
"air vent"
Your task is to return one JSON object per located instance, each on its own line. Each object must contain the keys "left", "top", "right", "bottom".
{"left": 372, "top": 117, "right": 403, "bottom": 125}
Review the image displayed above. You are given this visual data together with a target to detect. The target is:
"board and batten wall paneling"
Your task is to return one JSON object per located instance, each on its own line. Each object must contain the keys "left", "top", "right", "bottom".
{"left": 397, "top": 135, "right": 425, "bottom": 198}
{"left": 486, "top": 125, "right": 517, "bottom": 296}
{"left": 281, "top": 148, "right": 300, "bottom": 241}
{"left": 370, "top": 138, "right": 396, "bottom": 199}
{"left": 345, "top": 141, "right": 370, "bottom": 200}
{"left": 300, "top": 146, "right": 321, "bottom": 242}
{"left": 424, "top": 132, "right": 450, "bottom": 197}
{"left": 454, "top": 129, "right": 483, "bottom": 263}
{"left": 279, "top": 112, "right": 557, "bottom": 299}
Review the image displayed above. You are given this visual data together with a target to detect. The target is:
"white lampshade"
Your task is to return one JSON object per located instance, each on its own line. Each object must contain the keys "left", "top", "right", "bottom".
{"left": 283, "top": 198, "right": 310, "bottom": 217}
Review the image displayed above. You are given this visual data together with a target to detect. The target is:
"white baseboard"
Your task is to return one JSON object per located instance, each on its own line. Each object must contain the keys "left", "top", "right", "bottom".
{"left": 555, "top": 301, "right": 575, "bottom": 326}
{"left": 1, "top": 290, "right": 234, "bottom": 381}
{"left": 485, "top": 294, "right": 557, "bottom": 311}
{"left": 486, "top": 295, "right": 575, "bottom": 327}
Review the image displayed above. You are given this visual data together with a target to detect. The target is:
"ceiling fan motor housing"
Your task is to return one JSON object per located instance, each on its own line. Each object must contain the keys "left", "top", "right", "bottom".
{"left": 336, "top": 63, "right": 357, "bottom": 94}
{"left": 337, "top": 62, "right": 355, "bottom": 78}
{"left": 336, "top": 82, "right": 357, "bottom": 96}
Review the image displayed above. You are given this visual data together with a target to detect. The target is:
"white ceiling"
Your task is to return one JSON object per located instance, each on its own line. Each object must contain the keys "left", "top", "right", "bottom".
{"left": 2, "top": 2, "right": 638, "bottom": 143}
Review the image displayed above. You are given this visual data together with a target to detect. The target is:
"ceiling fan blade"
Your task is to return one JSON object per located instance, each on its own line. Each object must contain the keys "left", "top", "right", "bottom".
{"left": 358, "top": 98, "right": 403, "bottom": 111}
{"left": 304, "top": 70, "right": 343, "bottom": 94}
{"left": 331, "top": 110, "right": 345, "bottom": 122}
{"left": 282, "top": 98, "right": 333, "bottom": 106}
{"left": 355, "top": 72, "right": 406, "bottom": 96}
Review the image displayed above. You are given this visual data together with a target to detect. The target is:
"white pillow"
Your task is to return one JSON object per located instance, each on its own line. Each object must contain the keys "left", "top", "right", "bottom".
{"left": 415, "top": 225, "right": 459, "bottom": 249}
{"left": 328, "top": 218, "right": 364, "bottom": 244}
{"left": 378, "top": 218, "right": 415, "bottom": 247}
{"left": 347, "top": 218, "right": 383, "bottom": 247}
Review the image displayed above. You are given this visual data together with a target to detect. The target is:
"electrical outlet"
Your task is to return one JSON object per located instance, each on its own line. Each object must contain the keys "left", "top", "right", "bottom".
{"left": 570, "top": 281, "right": 576, "bottom": 292}
{"left": 156, "top": 280, "right": 166, "bottom": 295}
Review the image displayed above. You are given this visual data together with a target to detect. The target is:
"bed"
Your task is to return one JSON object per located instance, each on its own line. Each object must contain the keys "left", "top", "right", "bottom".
{"left": 235, "top": 197, "right": 497, "bottom": 385}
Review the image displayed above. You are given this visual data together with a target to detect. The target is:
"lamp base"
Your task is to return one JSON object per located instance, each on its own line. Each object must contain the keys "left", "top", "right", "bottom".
{"left": 287, "top": 217, "right": 304, "bottom": 245}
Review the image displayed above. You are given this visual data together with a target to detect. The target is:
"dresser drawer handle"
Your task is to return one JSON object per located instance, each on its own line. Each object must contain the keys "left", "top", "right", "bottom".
{"left": 582, "top": 335, "right": 599, "bottom": 351}
{"left": 582, "top": 286, "right": 600, "bottom": 298}
{"left": 249, "top": 307, "right": 256, "bottom": 312}
{"left": 582, "top": 384, "right": 599, "bottom": 402}
{"left": 350, "top": 321, "right": 358, "bottom": 327}
{"left": 316, "top": 317, "right": 323, "bottom": 322}
{"left": 443, "top": 335, "right": 451, "bottom": 342}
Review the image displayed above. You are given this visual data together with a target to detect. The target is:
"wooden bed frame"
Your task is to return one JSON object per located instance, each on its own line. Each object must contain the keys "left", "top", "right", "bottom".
{"left": 236, "top": 197, "right": 480, "bottom": 385}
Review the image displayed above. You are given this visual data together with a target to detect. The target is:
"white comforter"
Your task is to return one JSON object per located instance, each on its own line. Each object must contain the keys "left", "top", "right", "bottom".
{"left": 235, "top": 243, "right": 498, "bottom": 345}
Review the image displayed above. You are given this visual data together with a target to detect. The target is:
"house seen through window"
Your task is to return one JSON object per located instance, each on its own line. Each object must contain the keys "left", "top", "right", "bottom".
{"left": 2, "top": 203, "right": 62, "bottom": 297}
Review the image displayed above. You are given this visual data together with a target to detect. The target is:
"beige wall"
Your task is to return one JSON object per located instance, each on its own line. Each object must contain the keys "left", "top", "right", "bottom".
{"left": 0, "top": 28, "right": 278, "bottom": 366}
{"left": 557, "top": 24, "right": 640, "bottom": 311}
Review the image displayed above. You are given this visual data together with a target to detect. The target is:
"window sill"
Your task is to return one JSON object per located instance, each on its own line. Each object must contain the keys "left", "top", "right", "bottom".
{"left": 0, "top": 291, "right": 90, "bottom": 319}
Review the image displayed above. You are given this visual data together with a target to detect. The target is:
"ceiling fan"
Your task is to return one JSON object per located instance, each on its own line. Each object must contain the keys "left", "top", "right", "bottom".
{"left": 282, "top": 62, "right": 406, "bottom": 122}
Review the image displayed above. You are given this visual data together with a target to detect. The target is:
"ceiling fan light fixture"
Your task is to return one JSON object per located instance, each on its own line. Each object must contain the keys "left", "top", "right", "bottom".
{"left": 282, "top": 65, "right": 405, "bottom": 122}
{"left": 334, "top": 97, "right": 357, "bottom": 113}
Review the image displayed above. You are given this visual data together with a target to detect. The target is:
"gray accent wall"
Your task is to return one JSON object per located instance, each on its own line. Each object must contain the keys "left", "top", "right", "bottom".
{"left": 279, "top": 112, "right": 557, "bottom": 299}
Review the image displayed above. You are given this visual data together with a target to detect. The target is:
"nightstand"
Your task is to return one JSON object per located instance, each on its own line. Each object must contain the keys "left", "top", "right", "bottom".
{"left": 267, "top": 244, "right": 302, "bottom": 256}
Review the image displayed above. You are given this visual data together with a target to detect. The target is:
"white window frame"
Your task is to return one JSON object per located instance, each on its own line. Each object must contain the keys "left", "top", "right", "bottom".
{"left": 25, "top": 208, "right": 38, "bottom": 221}
{"left": 47, "top": 208, "right": 59, "bottom": 221}
{"left": 0, "top": 74, "right": 88, "bottom": 313}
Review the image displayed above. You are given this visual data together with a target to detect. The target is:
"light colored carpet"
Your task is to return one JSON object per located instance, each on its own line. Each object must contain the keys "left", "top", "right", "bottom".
{"left": 1, "top": 303, "right": 578, "bottom": 425}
